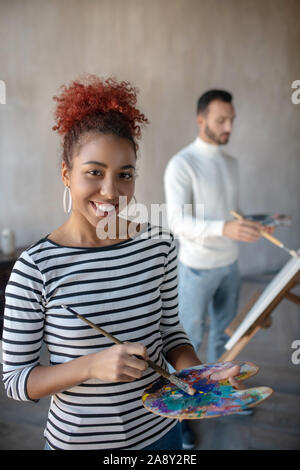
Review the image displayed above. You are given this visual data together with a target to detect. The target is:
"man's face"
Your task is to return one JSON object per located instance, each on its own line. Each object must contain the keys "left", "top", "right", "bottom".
{"left": 198, "top": 100, "right": 236, "bottom": 145}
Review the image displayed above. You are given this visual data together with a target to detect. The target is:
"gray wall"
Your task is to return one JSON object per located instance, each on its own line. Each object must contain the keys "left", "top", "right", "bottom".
{"left": 0, "top": 0, "right": 299, "bottom": 275}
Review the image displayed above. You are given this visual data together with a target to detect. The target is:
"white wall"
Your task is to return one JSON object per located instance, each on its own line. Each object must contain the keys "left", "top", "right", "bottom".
{"left": 0, "top": 0, "right": 299, "bottom": 275}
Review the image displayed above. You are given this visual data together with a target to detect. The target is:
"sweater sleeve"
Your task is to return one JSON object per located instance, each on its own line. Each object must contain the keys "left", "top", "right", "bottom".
{"left": 159, "top": 235, "right": 192, "bottom": 357}
{"left": 164, "top": 157, "right": 225, "bottom": 241}
{"left": 2, "top": 251, "right": 45, "bottom": 402}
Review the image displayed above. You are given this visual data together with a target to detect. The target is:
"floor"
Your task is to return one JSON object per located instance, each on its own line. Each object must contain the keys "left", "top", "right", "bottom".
{"left": 1, "top": 277, "right": 300, "bottom": 450}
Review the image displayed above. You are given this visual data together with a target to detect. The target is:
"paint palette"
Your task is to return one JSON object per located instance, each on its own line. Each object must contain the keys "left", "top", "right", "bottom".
{"left": 244, "top": 213, "right": 291, "bottom": 227}
{"left": 142, "top": 362, "right": 273, "bottom": 420}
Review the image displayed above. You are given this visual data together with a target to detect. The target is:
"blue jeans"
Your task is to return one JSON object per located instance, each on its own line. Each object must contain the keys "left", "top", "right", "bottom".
{"left": 178, "top": 260, "right": 240, "bottom": 363}
{"left": 141, "top": 421, "right": 182, "bottom": 450}
{"left": 44, "top": 421, "right": 182, "bottom": 450}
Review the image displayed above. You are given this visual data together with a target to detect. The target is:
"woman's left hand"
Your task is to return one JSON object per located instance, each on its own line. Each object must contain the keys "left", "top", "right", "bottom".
{"left": 205, "top": 363, "right": 245, "bottom": 390}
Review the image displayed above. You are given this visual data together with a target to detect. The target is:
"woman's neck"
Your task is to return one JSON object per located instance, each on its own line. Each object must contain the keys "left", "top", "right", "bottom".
{"left": 49, "top": 214, "right": 140, "bottom": 248}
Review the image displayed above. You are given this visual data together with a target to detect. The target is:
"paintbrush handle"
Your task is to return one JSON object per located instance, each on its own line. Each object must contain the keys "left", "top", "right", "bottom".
{"left": 147, "top": 359, "right": 173, "bottom": 380}
{"left": 230, "top": 211, "right": 298, "bottom": 258}
{"left": 74, "top": 312, "right": 123, "bottom": 345}
{"left": 230, "top": 211, "right": 282, "bottom": 247}
{"left": 230, "top": 210, "right": 243, "bottom": 220}
{"left": 65, "top": 308, "right": 173, "bottom": 380}
{"left": 259, "top": 231, "right": 283, "bottom": 247}
{"left": 63, "top": 304, "right": 196, "bottom": 395}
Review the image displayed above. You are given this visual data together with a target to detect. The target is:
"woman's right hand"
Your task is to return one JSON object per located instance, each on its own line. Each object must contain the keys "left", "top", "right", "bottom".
{"left": 26, "top": 342, "right": 149, "bottom": 400}
{"left": 88, "top": 342, "right": 149, "bottom": 382}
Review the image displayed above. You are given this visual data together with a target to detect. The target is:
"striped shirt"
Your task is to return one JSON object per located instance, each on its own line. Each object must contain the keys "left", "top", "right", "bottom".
{"left": 2, "top": 224, "right": 191, "bottom": 450}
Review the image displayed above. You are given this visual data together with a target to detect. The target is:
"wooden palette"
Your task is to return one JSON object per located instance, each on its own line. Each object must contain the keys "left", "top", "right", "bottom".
{"left": 244, "top": 213, "right": 291, "bottom": 227}
{"left": 142, "top": 362, "right": 273, "bottom": 420}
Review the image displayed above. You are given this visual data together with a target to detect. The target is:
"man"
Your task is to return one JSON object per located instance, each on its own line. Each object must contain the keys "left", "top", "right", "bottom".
{"left": 164, "top": 90, "right": 268, "bottom": 448}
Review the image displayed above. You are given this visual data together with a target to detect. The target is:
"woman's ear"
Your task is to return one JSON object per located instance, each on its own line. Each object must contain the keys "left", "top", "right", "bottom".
{"left": 61, "top": 161, "right": 70, "bottom": 187}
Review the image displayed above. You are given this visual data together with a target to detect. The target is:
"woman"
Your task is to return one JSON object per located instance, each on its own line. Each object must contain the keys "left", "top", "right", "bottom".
{"left": 2, "top": 76, "right": 241, "bottom": 450}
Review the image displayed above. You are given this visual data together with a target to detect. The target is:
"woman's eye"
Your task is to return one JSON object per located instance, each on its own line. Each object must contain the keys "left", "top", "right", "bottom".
{"left": 86, "top": 170, "right": 136, "bottom": 180}
{"left": 119, "top": 172, "right": 133, "bottom": 180}
{"left": 88, "top": 170, "right": 102, "bottom": 176}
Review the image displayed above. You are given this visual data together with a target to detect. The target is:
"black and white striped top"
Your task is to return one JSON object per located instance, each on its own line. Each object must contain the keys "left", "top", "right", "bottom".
{"left": 2, "top": 224, "right": 191, "bottom": 450}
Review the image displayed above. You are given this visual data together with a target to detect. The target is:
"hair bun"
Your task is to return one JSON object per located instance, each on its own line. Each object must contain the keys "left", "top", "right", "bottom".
{"left": 52, "top": 75, "right": 148, "bottom": 140}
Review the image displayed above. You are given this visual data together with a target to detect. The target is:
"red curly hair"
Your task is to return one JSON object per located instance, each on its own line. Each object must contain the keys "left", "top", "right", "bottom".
{"left": 52, "top": 75, "right": 149, "bottom": 168}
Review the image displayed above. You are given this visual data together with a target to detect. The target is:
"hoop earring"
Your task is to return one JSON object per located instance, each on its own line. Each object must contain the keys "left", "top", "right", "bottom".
{"left": 128, "top": 195, "right": 138, "bottom": 218}
{"left": 63, "top": 186, "right": 72, "bottom": 214}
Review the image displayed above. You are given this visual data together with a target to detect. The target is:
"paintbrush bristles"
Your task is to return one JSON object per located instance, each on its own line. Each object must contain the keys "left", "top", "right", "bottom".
{"left": 170, "top": 375, "right": 197, "bottom": 396}
{"left": 186, "top": 385, "right": 197, "bottom": 396}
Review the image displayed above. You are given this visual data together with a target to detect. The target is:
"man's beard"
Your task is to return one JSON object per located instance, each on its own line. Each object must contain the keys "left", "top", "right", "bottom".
{"left": 204, "top": 124, "right": 230, "bottom": 145}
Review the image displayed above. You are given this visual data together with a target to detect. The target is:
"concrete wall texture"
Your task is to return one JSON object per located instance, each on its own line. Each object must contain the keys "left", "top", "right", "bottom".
{"left": 0, "top": 0, "right": 299, "bottom": 275}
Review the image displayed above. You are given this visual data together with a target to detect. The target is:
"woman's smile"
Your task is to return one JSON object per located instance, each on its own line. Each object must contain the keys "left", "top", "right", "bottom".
{"left": 89, "top": 200, "right": 119, "bottom": 217}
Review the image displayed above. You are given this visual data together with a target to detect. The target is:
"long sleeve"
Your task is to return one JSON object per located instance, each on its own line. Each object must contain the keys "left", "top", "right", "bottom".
{"left": 2, "top": 251, "right": 45, "bottom": 402}
{"left": 159, "top": 236, "right": 192, "bottom": 356}
{"left": 164, "top": 157, "right": 224, "bottom": 242}
{"left": 163, "top": 139, "right": 239, "bottom": 270}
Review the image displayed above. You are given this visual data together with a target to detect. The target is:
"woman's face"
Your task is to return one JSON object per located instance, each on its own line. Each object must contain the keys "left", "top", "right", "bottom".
{"left": 62, "top": 133, "right": 136, "bottom": 230}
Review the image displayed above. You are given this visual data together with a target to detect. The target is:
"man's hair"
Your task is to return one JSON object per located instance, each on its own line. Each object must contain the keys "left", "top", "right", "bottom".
{"left": 196, "top": 89, "right": 232, "bottom": 115}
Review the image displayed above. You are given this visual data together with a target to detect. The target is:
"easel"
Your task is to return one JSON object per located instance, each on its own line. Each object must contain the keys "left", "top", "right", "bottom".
{"left": 219, "top": 267, "right": 300, "bottom": 361}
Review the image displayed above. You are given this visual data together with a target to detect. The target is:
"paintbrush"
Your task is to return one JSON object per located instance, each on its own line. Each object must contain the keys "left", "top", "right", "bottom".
{"left": 61, "top": 304, "right": 196, "bottom": 396}
{"left": 230, "top": 211, "right": 298, "bottom": 258}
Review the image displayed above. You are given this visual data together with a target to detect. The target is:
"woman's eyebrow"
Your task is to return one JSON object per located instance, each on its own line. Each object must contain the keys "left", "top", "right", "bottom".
{"left": 120, "top": 164, "right": 135, "bottom": 170}
{"left": 82, "top": 161, "right": 135, "bottom": 170}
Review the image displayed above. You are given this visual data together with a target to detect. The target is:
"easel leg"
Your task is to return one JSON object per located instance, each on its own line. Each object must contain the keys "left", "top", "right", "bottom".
{"left": 219, "top": 318, "right": 270, "bottom": 362}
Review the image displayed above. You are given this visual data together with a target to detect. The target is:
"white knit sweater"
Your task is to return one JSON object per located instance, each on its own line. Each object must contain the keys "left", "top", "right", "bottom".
{"left": 164, "top": 137, "right": 239, "bottom": 269}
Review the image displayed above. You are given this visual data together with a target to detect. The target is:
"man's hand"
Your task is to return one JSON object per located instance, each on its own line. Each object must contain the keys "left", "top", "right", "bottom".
{"left": 263, "top": 225, "right": 275, "bottom": 235}
{"left": 223, "top": 219, "right": 263, "bottom": 243}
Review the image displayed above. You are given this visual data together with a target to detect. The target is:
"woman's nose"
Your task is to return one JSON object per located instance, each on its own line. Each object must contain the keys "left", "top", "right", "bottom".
{"left": 99, "top": 176, "right": 118, "bottom": 200}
